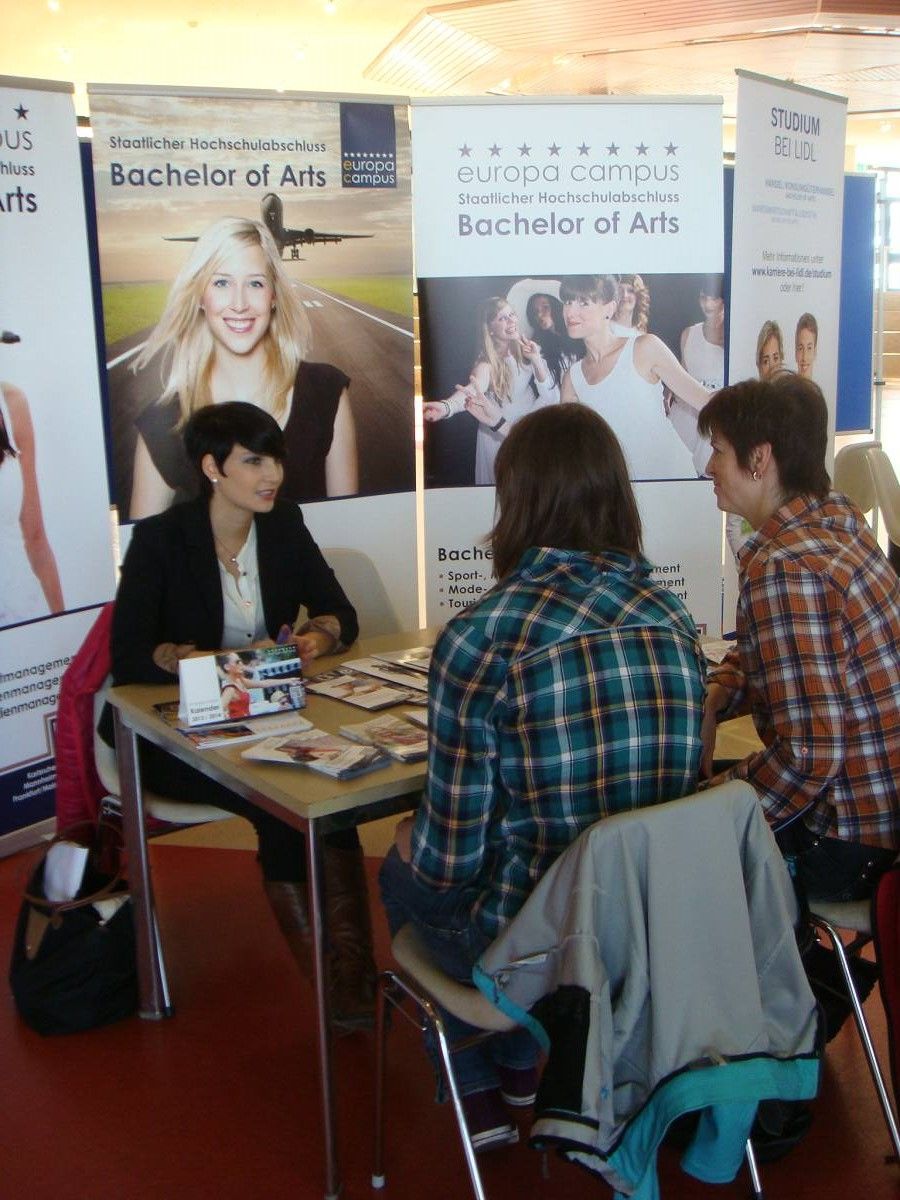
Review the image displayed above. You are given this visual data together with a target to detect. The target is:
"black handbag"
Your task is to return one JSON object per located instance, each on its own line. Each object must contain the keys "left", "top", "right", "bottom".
{"left": 8, "top": 820, "right": 138, "bottom": 1035}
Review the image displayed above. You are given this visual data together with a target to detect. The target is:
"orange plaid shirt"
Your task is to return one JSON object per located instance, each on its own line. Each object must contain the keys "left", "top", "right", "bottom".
{"left": 711, "top": 492, "right": 900, "bottom": 849}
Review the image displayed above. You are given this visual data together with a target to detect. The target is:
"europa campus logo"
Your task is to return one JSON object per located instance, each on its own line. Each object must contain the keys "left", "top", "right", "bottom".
{"left": 339, "top": 101, "right": 397, "bottom": 189}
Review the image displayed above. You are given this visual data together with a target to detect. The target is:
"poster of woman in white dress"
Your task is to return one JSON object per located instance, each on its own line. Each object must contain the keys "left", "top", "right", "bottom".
{"left": 421, "top": 271, "right": 726, "bottom": 488}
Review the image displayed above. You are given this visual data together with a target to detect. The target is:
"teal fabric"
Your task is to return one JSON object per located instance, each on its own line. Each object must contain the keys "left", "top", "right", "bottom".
{"left": 471, "top": 961, "right": 550, "bottom": 1053}
{"left": 607, "top": 1055, "right": 819, "bottom": 1196}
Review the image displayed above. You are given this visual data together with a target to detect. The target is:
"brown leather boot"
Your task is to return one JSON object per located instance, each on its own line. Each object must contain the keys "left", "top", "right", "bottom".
{"left": 263, "top": 880, "right": 314, "bottom": 982}
{"left": 323, "top": 843, "right": 377, "bottom": 1032}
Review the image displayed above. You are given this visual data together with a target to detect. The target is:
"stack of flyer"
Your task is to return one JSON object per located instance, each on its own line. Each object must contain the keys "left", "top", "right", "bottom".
{"left": 339, "top": 714, "right": 429, "bottom": 763}
{"left": 241, "top": 729, "right": 389, "bottom": 779}
{"left": 304, "top": 669, "right": 419, "bottom": 710}
{"left": 338, "top": 651, "right": 430, "bottom": 694}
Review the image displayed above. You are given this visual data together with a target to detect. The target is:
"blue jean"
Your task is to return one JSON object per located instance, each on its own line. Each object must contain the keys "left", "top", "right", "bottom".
{"left": 775, "top": 821, "right": 896, "bottom": 904}
{"left": 379, "top": 846, "right": 538, "bottom": 1096}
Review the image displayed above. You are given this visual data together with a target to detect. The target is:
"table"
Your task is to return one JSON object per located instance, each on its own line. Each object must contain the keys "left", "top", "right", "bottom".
{"left": 109, "top": 629, "right": 762, "bottom": 1200}
{"left": 109, "top": 630, "right": 432, "bottom": 1200}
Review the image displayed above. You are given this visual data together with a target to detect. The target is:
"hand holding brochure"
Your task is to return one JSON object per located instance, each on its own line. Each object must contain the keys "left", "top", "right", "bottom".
{"left": 339, "top": 714, "right": 429, "bottom": 763}
{"left": 178, "top": 645, "right": 306, "bottom": 727}
{"left": 241, "top": 729, "right": 390, "bottom": 779}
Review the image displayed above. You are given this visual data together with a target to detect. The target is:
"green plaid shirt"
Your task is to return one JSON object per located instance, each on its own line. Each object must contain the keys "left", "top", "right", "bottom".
{"left": 411, "top": 547, "right": 706, "bottom": 938}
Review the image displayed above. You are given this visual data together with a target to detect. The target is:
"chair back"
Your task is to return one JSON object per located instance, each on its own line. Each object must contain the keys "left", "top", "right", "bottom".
{"left": 833, "top": 441, "right": 879, "bottom": 513}
{"left": 477, "top": 781, "right": 819, "bottom": 1081}
{"left": 323, "top": 547, "right": 403, "bottom": 637}
{"left": 866, "top": 447, "right": 900, "bottom": 545}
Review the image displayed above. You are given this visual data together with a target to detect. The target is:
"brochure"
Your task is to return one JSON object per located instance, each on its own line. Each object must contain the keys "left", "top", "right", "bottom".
{"left": 338, "top": 656, "right": 429, "bottom": 694}
{"left": 177, "top": 644, "right": 306, "bottom": 727}
{"left": 240, "top": 729, "right": 390, "bottom": 779}
{"left": 339, "top": 714, "right": 429, "bottom": 763}
{"left": 371, "top": 645, "right": 432, "bottom": 675}
{"left": 153, "top": 701, "right": 313, "bottom": 750}
{"left": 304, "top": 669, "right": 417, "bottom": 710}
{"left": 402, "top": 707, "right": 429, "bottom": 729}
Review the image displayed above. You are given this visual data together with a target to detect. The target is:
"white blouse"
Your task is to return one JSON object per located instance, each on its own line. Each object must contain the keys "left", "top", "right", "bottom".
{"left": 218, "top": 523, "right": 268, "bottom": 647}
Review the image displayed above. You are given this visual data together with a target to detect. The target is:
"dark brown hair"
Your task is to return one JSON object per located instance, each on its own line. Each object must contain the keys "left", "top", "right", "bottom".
{"left": 697, "top": 373, "right": 831, "bottom": 499}
{"left": 490, "top": 405, "right": 642, "bottom": 578}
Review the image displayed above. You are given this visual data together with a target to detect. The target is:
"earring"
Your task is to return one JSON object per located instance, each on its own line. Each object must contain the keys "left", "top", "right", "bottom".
{"left": 211, "top": 477, "right": 219, "bottom": 485}
{"left": 752, "top": 469, "right": 760, "bottom": 481}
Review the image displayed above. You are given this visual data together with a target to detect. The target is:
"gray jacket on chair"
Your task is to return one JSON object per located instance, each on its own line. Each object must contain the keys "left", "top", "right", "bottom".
{"left": 473, "top": 782, "right": 821, "bottom": 1198}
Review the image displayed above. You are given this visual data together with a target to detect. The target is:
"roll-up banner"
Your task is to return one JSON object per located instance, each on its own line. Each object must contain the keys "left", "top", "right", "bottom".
{"left": 0, "top": 78, "right": 116, "bottom": 850}
{"left": 412, "top": 97, "right": 725, "bottom": 633}
{"left": 723, "top": 72, "right": 847, "bottom": 630}
{"left": 87, "top": 86, "right": 417, "bottom": 631}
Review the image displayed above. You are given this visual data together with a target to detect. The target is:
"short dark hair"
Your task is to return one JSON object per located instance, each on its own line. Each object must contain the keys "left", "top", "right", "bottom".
{"left": 490, "top": 405, "right": 642, "bottom": 578}
{"left": 558, "top": 275, "right": 619, "bottom": 306}
{"left": 796, "top": 312, "right": 818, "bottom": 344}
{"left": 183, "top": 401, "right": 286, "bottom": 496}
{"left": 697, "top": 374, "right": 831, "bottom": 499}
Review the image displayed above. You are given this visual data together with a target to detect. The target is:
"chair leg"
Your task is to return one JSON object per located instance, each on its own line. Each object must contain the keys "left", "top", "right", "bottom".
{"left": 372, "top": 973, "right": 392, "bottom": 1189}
{"left": 744, "top": 1138, "right": 764, "bottom": 1199}
{"left": 431, "top": 1008, "right": 489, "bottom": 1200}
{"left": 813, "top": 915, "right": 900, "bottom": 1162}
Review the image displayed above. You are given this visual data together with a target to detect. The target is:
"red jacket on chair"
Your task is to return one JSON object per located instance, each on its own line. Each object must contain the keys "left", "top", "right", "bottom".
{"left": 54, "top": 603, "right": 114, "bottom": 830}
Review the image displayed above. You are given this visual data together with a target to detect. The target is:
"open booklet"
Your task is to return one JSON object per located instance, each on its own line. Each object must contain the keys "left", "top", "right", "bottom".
{"left": 370, "top": 645, "right": 432, "bottom": 675}
{"left": 339, "top": 714, "right": 429, "bottom": 763}
{"left": 304, "top": 668, "right": 420, "bottom": 710}
{"left": 241, "top": 729, "right": 390, "bottom": 779}
{"left": 177, "top": 644, "right": 306, "bottom": 727}
{"left": 338, "top": 656, "right": 428, "bottom": 693}
{"left": 153, "top": 701, "right": 313, "bottom": 750}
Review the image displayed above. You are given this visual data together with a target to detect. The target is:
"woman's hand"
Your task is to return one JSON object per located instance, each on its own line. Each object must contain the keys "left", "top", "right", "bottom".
{"left": 152, "top": 642, "right": 196, "bottom": 675}
{"left": 699, "top": 682, "right": 730, "bottom": 778}
{"left": 394, "top": 815, "right": 415, "bottom": 863}
{"left": 464, "top": 378, "right": 505, "bottom": 430}
{"left": 518, "top": 336, "right": 542, "bottom": 362}
{"left": 422, "top": 400, "right": 450, "bottom": 423}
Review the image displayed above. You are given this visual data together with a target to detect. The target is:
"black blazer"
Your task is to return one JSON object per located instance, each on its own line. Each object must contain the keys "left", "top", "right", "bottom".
{"left": 111, "top": 497, "right": 358, "bottom": 686}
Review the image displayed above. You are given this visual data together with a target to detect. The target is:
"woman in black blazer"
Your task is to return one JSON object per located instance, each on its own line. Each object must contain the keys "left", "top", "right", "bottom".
{"left": 110, "top": 402, "right": 373, "bottom": 1031}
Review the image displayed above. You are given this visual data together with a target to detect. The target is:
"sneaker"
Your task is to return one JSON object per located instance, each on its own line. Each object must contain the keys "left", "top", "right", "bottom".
{"left": 497, "top": 1064, "right": 539, "bottom": 1108}
{"left": 461, "top": 1087, "right": 520, "bottom": 1153}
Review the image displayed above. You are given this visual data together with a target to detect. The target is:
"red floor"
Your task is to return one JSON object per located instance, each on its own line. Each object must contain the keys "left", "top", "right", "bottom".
{"left": 1, "top": 841, "right": 898, "bottom": 1200}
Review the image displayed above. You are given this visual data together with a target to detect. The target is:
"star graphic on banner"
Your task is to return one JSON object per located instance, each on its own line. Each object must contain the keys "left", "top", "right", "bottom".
{"left": 518, "top": 142, "right": 531, "bottom": 156}
{"left": 665, "top": 142, "right": 678, "bottom": 155}
{"left": 606, "top": 142, "right": 619, "bottom": 155}
{"left": 489, "top": 143, "right": 502, "bottom": 157}
{"left": 15, "top": 104, "right": 28, "bottom": 120}
{"left": 548, "top": 142, "right": 561, "bottom": 156}
{"left": 577, "top": 142, "right": 590, "bottom": 156}
{"left": 459, "top": 143, "right": 472, "bottom": 157}
{"left": 636, "top": 143, "right": 649, "bottom": 155}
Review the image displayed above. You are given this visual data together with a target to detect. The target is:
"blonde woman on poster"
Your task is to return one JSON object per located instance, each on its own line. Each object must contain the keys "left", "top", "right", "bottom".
{"left": 612, "top": 273, "right": 650, "bottom": 336}
{"left": 559, "top": 275, "right": 711, "bottom": 480}
{"left": 0, "top": 377, "right": 64, "bottom": 626}
{"left": 130, "top": 217, "right": 358, "bottom": 519}
{"left": 422, "top": 295, "right": 557, "bottom": 485}
{"left": 755, "top": 320, "right": 784, "bottom": 380}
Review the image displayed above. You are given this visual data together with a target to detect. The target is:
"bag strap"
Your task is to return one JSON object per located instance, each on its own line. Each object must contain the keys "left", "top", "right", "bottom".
{"left": 22, "top": 819, "right": 126, "bottom": 916}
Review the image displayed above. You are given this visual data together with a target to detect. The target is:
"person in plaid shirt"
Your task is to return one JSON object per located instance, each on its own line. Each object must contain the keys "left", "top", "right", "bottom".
{"left": 699, "top": 372, "right": 900, "bottom": 903}
{"left": 380, "top": 404, "right": 705, "bottom": 1147}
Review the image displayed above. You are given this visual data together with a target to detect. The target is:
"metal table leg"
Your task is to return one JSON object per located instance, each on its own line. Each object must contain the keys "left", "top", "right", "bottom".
{"left": 113, "top": 711, "right": 172, "bottom": 1019}
{"left": 306, "top": 818, "right": 340, "bottom": 1199}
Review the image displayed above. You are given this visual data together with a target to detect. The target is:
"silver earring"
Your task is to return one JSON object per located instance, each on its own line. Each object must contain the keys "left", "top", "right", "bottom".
{"left": 211, "top": 477, "right": 219, "bottom": 484}
{"left": 752, "top": 469, "right": 760, "bottom": 481}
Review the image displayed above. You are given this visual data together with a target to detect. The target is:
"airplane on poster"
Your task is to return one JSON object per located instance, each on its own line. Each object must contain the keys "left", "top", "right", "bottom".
{"left": 164, "top": 193, "right": 373, "bottom": 261}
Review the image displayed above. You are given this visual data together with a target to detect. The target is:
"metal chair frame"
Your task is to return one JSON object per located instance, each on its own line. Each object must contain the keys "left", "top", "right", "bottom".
{"left": 372, "top": 958, "right": 764, "bottom": 1200}
{"left": 809, "top": 899, "right": 900, "bottom": 1164}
